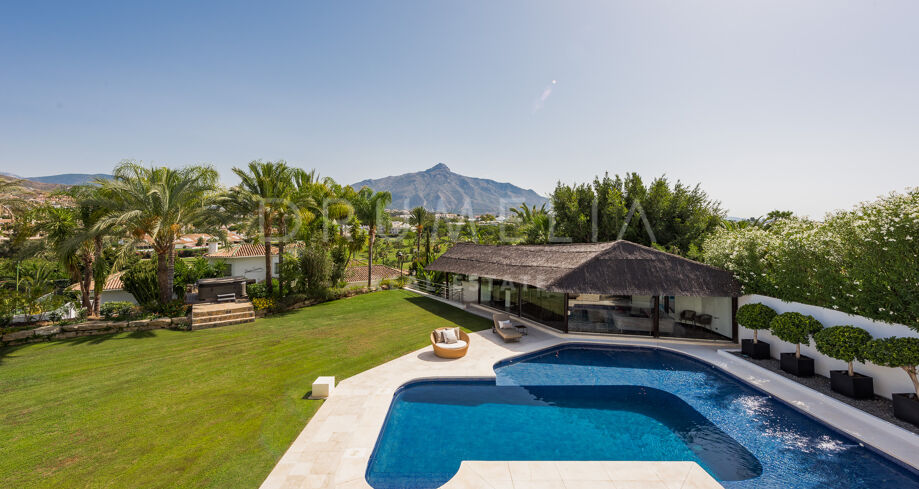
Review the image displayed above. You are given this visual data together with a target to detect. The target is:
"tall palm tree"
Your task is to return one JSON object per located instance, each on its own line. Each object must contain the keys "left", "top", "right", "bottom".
{"left": 93, "top": 161, "right": 220, "bottom": 305}
{"left": 510, "top": 203, "right": 551, "bottom": 244}
{"left": 408, "top": 206, "right": 429, "bottom": 255}
{"left": 229, "top": 160, "right": 295, "bottom": 296}
{"left": 352, "top": 187, "right": 392, "bottom": 288}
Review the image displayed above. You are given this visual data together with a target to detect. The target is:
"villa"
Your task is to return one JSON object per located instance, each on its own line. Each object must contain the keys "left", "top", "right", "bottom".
{"left": 426, "top": 240, "right": 740, "bottom": 341}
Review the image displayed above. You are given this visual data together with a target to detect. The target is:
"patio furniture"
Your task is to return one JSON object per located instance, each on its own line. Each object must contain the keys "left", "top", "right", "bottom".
{"left": 514, "top": 324, "right": 528, "bottom": 336}
{"left": 679, "top": 310, "right": 697, "bottom": 325}
{"left": 430, "top": 327, "right": 470, "bottom": 359}
{"left": 492, "top": 313, "right": 523, "bottom": 342}
{"left": 695, "top": 314, "right": 713, "bottom": 329}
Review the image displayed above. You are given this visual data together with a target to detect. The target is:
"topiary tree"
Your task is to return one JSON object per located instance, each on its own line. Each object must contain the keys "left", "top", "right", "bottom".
{"left": 736, "top": 303, "right": 777, "bottom": 344}
{"left": 814, "top": 325, "right": 872, "bottom": 376}
{"left": 770, "top": 312, "right": 823, "bottom": 358}
{"left": 864, "top": 337, "right": 919, "bottom": 397}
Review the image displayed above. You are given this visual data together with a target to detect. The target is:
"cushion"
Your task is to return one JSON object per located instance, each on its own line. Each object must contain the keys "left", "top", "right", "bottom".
{"left": 498, "top": 320, "right": 512, "bottom": 329}
{"left": 454, "top": 327, "right": 461, "bottom": 339}
{"left": 437, "top": 340, "right": 467, "bottom": 350}
{"left": 433, "top": 329, "right": 444, "bottom": 343}
{"left": 442, "top": 328, "right": 458, "bottom": 344}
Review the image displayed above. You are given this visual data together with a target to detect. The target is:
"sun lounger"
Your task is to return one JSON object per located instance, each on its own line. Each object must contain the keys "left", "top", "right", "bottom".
{"left": 492, "top": 313, "right": 523, "bottom": 342}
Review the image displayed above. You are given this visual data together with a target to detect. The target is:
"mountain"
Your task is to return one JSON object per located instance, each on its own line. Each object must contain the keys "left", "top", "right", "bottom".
{"left": 351, "top": 163, "right": 549, "bottom": 214}
{"left": 23, "top": 173, "right": 111, "bottom": 185}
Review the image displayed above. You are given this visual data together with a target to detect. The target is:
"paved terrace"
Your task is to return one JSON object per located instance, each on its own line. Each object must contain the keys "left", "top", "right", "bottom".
{"left": 259, "top": 295, "right": 919, "bottom": 489}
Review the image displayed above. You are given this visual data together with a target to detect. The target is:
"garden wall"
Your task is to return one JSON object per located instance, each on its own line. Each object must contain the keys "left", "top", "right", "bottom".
{"left": 738, "top": 294, "right": 919, "bottom": 399}
{"left": 1, "top": 316, "right": 190, "bottom": 347}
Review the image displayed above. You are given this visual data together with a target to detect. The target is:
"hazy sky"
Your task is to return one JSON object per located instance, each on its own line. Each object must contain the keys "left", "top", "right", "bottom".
{"left": 2, "top": 1, "right": 917, "bottom": 218}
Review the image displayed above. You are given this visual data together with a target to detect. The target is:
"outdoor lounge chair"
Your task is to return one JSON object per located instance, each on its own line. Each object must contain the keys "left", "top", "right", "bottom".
{"left": 492, "top": 313, "right": 523, "bottom": 342}
{"left": 430, "top": 327, "right": 470, "bottom": 359}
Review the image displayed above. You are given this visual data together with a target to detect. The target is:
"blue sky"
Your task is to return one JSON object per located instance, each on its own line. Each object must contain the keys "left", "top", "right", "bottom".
{"left": 1, "top": 1, "right": 917, "bottom": 217}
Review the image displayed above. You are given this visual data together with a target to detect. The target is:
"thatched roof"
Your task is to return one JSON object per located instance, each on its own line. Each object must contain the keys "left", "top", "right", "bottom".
{"left": 426, "top": 241, "right": 740, "bottom": 296}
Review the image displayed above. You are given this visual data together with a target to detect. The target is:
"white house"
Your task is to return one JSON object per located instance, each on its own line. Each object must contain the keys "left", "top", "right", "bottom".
{"left": 204, "top": 241, "right": 282, "bottom": 283}
{"left": 67, "top": 271, "right": 138, "bottom": 305}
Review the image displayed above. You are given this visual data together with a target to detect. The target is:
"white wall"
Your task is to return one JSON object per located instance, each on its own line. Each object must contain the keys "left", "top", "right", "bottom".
{"left": 738, "top": 294, "right": 919, "bottom": 399}
{"left": 210, "top": 256, "right": 279, "bottom": 283}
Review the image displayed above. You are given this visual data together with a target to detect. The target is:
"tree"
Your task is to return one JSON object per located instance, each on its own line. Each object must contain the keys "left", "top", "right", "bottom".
{"left": 351, "top": 187, "right": 391, "bottom": 288}
{"left": 408, "top": 206, "right": 429, "bottom": 255}
{"left": 93, "top": 161, "right": 220, "bottom": 305}
{"left": 864, "top": 337, "right": 919, "bottom": 397}
{"left": 814, "top": 326, "right": 873, "bottom": 377}
{"left": 769, "top": 312, "right": 823, "bottom": 358}
{"left": 510, "top": 203, "right": 551, "bottom": 244}
{"left": 736, "top": 303, "right": 777, "bottom": 344}
{"left": 550, "top": 173, "right": 724, "bottom": 255}
{"left": 229, "top": 160, "right": 295, "bottom": 297}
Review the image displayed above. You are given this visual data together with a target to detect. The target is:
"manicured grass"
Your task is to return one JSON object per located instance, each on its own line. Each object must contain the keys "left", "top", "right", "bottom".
{"left": 0, "top": 290, "right": 490, "bottom": 488}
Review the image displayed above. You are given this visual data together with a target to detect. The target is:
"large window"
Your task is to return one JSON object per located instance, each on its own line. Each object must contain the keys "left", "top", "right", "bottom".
{"left": 481, "top": 278, "right": 519, "bottom": 314}
{"left": 567, "top": 294, "right": 653, "bottom": 336}
{"left": 520, "top": 285, "right": 566, "bottom": 332}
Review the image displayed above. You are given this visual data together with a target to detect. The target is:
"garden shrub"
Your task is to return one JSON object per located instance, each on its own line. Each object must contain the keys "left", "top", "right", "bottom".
{"left": 703, "top": 188, "right": 919, "bottom": 330}
{"left": 736, "top": 303, "right": 777, "bottom": 343}
{"left": 100, "top": 301, "right": 139, "bottom": 321}
{"left": 813, "top": 325, "right": 872, "bottom": 376}
{"left": 770, "top": 312, "right": 823, "bottom": 357}
{"left": 246, "top": 283, "right": 268, "bottom": 299}
{"left": 122, "top": 260, "right": 159, "bottom": 308}
{"left": 864, "top": 337, "right": 919, "bottom": 396}
{"left": 252, "top": 297, "right": 274, "bottom": 311}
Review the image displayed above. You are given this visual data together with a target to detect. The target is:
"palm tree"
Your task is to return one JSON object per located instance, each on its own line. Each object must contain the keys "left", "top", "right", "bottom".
{"left": 93, "top": 161, "right": 220, "bottom": 305}
{"left": 510, "top": 203, "right": 551, "bottom": 244}
{"left": 408, "top": 206, "right": 429, "bottom": 255}
{"left": 229, "top": 160, "right": 295, "bottom": 296}
{"left": 352, "top": 187, "right": 392, "bottom": 288}
{"left": 37, "top": 205, "right": 93, "bottom": 310}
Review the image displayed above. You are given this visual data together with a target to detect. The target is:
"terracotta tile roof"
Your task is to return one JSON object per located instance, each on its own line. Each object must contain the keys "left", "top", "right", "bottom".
{"left": 207, "top": 242, "right": 301, "bottom": 258}
{"left": 68, "top": 271, "right": 125, "bottom": 292}
{"left": 344, "top": 265, "right": 405, "bottom": 283}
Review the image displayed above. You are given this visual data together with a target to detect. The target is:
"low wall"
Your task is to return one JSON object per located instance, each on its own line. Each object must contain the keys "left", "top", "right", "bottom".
{"left": 1, "top": 316, "right": 190, "bottom": 347}
{"left": 738, "top": 294, "right": 919, "bottom": 399}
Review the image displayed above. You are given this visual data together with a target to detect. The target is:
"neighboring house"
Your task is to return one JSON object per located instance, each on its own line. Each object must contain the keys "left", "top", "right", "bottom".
{"left": 344, "top": 265, "right": 404, "bottom": 286}
{"left": 67, "top": 271, "right": 138, "bottom": 305}
{"left": 204, "top": 242, "right": 284, "bottom": 283}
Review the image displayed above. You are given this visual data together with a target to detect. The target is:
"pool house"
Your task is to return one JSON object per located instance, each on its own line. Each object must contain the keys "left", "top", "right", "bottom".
{"left": 426, "top": 240, "right": 741, "bottom": 341}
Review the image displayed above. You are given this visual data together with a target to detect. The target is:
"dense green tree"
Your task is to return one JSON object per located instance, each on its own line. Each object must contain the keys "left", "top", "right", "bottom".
{"left": 550, "top": 173, "right": 724, "bottom": 255}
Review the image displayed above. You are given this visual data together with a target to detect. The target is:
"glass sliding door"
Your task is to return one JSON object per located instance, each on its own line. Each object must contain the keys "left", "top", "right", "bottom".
{"left": 664, "top": 296, "right": 732, "bottom": 340}
{"left": 481, "top": 278, "right": 519, "bottom": 314}
{"left": 566, "top": 294, "right": 653, "bottom": 335}
{"left": 520, "top": 285, "right": 566, "bottom": 332}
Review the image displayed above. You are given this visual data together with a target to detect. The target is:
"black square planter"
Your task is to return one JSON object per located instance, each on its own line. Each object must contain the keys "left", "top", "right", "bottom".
{"left": 741, "top": 339, "right": 771, "bottom": 359}
{"left": 780, "top": 352, "right": 815, "bottom": 377}
{"left": 829, "top": 370, "right": 874, "bottom": 399}
{"left": 892, "top": 393, "right": 919, "bottom": 427}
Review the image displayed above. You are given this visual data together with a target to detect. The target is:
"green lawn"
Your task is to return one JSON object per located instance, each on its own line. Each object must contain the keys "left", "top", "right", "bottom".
{"left": 0, "top": 290, "right": 491, "bottom": 488}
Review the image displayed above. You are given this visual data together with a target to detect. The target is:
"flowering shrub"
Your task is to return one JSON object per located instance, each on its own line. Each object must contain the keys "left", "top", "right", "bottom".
{"left": 703, "top": 188, "right": 919, "bottom": 330}
{"left": 252, "top": 297, "right": 274, "bottom": 311}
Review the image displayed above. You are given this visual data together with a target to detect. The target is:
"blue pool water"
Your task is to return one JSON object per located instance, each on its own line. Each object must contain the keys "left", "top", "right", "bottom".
{"left": 365, "top": 344, "right": 919, "bottom": 489}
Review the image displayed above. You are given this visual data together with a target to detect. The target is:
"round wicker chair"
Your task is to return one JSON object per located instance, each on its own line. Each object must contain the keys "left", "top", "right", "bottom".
{"left": 430, "top": 327, "right": 470, "bottom": 359}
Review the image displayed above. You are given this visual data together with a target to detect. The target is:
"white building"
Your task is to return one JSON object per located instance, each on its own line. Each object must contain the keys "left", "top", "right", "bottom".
{"left": 204, "top": 241, "right": 282, "bottom": 283}
{"left": 67, "top": 271, "right": 138, "bottom": 305}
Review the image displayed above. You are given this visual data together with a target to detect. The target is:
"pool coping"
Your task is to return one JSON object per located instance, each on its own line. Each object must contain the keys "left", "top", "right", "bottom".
{"left": 258, "top": 292, "right": 919, "bottom": 489}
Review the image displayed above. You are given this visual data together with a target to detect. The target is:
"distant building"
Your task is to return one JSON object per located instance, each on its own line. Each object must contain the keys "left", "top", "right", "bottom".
{"left": 204, "top": 242, "right": 296, "bottom": 283}
{"left": 67, "top": 271, "right": 137, "bottom": 305}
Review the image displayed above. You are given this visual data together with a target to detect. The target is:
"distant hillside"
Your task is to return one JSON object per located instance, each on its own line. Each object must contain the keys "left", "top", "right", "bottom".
{"left": 23, "top": 173, "right": 111, "bottom": 185}
{"left": 351, "top": 163, "right": 549, "bottom": 214}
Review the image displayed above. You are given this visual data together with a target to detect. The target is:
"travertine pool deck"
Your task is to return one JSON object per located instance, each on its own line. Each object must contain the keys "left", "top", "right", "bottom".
{"left": 259, "top": 299, "right": 919, "bottom": 489}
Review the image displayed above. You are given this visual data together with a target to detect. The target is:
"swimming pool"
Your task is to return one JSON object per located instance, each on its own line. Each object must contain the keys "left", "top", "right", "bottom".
{"left": 365, "top": 344, "right": 919, "bottom": 489}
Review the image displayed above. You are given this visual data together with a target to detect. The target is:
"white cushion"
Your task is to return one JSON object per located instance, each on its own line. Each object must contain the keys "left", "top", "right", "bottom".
{"left": 437, "top": 340, "right": 467, "bottom": 350}
{"left": 442, "top": 328, "right": 458, "bottom": 344}
{"left": 498, "top": 320, "right": 513, "bottom": 329}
